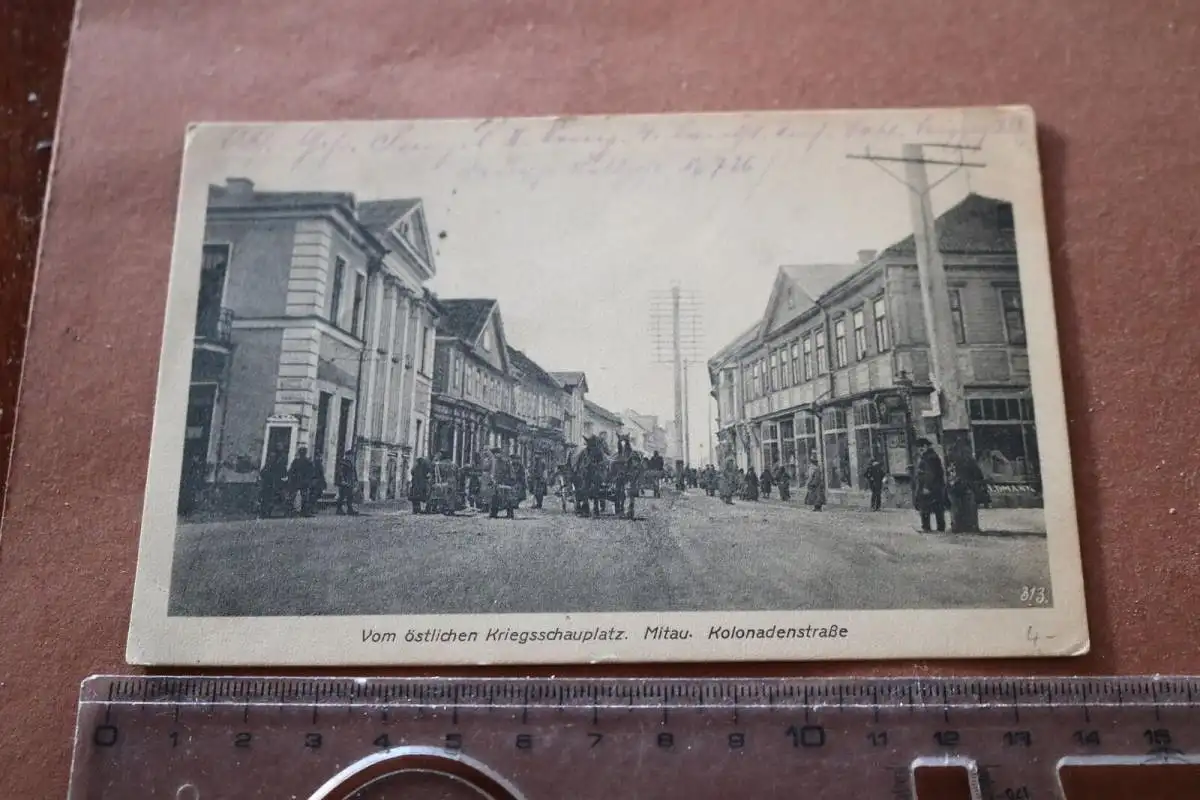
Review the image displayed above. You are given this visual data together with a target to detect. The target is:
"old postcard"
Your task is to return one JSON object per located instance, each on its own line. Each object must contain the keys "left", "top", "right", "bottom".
{"left": 126, "top": 106, "right": 1089, "bottom": 665}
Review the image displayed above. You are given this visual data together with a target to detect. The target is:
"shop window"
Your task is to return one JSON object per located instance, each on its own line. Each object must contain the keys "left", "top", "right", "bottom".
{"left": 821, "top": 407, "right": 851, "bottom": 489}
{"left": 969, "top": 396, "right": 1039, "bottom": 484}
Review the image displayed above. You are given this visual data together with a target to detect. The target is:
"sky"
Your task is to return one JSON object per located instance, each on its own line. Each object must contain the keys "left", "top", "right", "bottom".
{"left": 195, "top": 109, "right": 1036, "bottom": 463}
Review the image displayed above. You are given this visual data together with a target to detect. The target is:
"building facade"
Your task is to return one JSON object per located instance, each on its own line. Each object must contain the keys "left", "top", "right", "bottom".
{"left": 622, "top": 410, "right": 668, "bottom": 457}
{"left": 508, "top": 347, "right": 571, "bottom": 469}
{"left": 583, "top": 400, "right": 624, "bottom": 447}
{"left": 180, "top": 178, "right": 438, "bottom": 515}
{"left": 430, "top": 299, "right": 524, "bottom": 466}
{"left": 708, "top": 194, "right": 1039, "bottom": 508}
{"left": 550, "top": 372, "right": 589, "bottom": 447}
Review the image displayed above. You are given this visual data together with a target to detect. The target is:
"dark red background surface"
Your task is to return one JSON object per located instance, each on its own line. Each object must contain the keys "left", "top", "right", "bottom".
{"left": 1, "top": 1, "right": 1198, "bottom": 795}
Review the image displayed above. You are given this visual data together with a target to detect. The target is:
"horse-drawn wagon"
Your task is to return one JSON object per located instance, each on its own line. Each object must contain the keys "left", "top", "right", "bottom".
{"left": 479, "top": 450, "right": 519, "bottom": 519}
{"left": 425, "top": 459, "right": 465, "bottom": 515}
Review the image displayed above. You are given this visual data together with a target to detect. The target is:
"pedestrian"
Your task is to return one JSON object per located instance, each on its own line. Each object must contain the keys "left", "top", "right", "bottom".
{"left": 744, "top": 466, "right": 759, "bottom": 501}
{"left": 309, "top": 454, "right": 328, "bottom": 515}
{"left": 863, "top": 458, "right": 886, "bottom": 511}
{"left": 947, "top": 440, "right": 985, "bottom": 533}
{"left": 775, "top": 463, "right": 791, "bottom": 501}
{"left": 409, "top": 456, "right": 431, "bottom": 514}
{"left": 760, "top": 465, "right": 773, "bottom": 499}
{"left": 531, "top": 456, "right": 547, "bottom": 509}
{"left": 335, "top": 449, "right": 359, "bottom": 515}
{"left": 718, "top": 451, "right": 737, "bottom": 505}
{"left": 287, "top": 446, "right": 317, "bottom": 516}
{"left": 258, "top": 446, "right": 287, "bottom": 518}
{"left": 914, "top": 438, "right": 947, "bottom": 532}
{"left": 804, "top": 455, "right": 825, "bottom": 511}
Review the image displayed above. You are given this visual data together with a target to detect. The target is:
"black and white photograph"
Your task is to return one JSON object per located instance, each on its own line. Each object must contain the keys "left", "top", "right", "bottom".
{"left": 127, "top": 107, "right": 1088, "bottom": 665}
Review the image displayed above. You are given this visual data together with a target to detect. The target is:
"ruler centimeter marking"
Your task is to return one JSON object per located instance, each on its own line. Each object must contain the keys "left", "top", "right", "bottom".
{"left": 69, "top": 676, "right": 1200, "bottom": 800}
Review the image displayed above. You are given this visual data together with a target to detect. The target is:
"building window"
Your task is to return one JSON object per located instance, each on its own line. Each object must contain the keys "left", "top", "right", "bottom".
{"left": 1001, "top": 289, "right": 1026, "bottom": 345}
{"left": 794, "top": 413, "right": 817, "bottom": 471}
{"left": 482, "top": 328, "right": 493, "bottom": 351}
{"left": 852, "top": 308, "right": 867, "bottom": 360}
{"left": 969, "top": 397, "right": 1039, "bottom": 485}
{"left": 949, "top": 289, "right": 967, "bottom": 344}
{"left": 761, "top": 422, "right": 780, "bottom": 471}
{"left": 789, "top": 340, "right": 800, "bottom": 383}
{"left": 329, "top": 257, "right": 346, "bottom": 326}
{"left": 423, "top": 326, "right": 434, "bottom": 373}
{"left": 815, "top": 330, "right": 827, "bottom": 374}
{"left": 769, "top": 351, "right": 779, "bottom": 393}
{"left": 821, "top": 407, "right": 851, "bottom": 489}
{"left": 872, "top": 296, "right": 889, "bottom": 352}
{"left": 802, "top": 336, "right": 813, "bottom": 381}
{"left": 452, "top": 352, "right": 461, "bottom": 389}
{"left": 350, "top": 273, "right": 366, "bottom": 337}
{"left": 779, "top": 345, "right": 791, "bottom": 389}
{"left": 851, "top": 400, "right": 886, "bottom": 488}
{"left": 833, "top": 318, "right": 848, "bottom": 368}
{"left": 752, "top": 361, "right": 762, "bottom": 398}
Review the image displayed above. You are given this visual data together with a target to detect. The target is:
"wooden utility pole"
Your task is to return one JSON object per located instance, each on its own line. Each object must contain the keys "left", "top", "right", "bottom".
{"left": 672, "top": 285, "right": 685, "bottom": 464}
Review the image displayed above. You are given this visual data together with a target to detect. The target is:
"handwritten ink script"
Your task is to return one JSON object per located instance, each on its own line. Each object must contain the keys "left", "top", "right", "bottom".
{"left": 205, "top": 109, "right": 1030, "bottom": 187}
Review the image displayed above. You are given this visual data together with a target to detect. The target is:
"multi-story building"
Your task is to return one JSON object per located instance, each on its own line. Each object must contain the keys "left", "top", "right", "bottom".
{"left": 708, "top": 322, "right": 761, "bottom": 470}
{"left": 430, "top": 299, "right": 524, "bottom": 466}
{"left": 707, "top": 193, "right": 1039, "bottom": 508}
{"left": 507, "top": 346, "right": 570, "bottom": 469}
{"left": 583, "top": 400, "right": 624, "bottom": 448}
{"left": 549, "top": 371, "right": 589, "bottom": 447}
{"left": 352, "top": 199, "right": 439, "bottom": 502}
{"left": 180, "top": 177, "right": 438, "bottom": 515}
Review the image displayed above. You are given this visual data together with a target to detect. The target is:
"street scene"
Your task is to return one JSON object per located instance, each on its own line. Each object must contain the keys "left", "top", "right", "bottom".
{"left": 164, "top": 112, "right": 1058, "bottom": 621}
{"left": 168, "top": 483, "right": 1048, "bottom": 617}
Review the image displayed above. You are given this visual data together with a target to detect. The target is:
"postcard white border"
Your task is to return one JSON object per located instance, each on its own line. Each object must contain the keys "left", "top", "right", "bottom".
{"left": 126, "top": 106, "right": 1089, "bottom": 666}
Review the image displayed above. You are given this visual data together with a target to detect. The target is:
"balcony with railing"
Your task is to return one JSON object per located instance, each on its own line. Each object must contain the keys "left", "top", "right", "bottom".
{"left": 194, "top": 306, "right": 234, "bottom": 350}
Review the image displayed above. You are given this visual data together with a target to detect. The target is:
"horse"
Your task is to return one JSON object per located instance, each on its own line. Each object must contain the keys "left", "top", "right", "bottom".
{"left": 569, "top": 434, "right": 644, "bottom": 519}
{"left": 568, "top": 435, "right": 609, "bottom": 517}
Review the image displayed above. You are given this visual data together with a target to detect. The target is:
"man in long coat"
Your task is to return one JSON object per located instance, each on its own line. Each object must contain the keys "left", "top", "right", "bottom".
{"left": 863, "top": 458, "right": 887, "bottom": 512}
{"left": 287, "top": 446, "right": 318, "bottom": 516}
{"left": 804, "top": 455, "right": 826, "bottom": 511}
{"left": 335, "top": 449, "right": 359, "bottom": 515}
{"left": 409, "top": 456, "right": 432, "bottom": 514}
{"left": 915, "top": 438, "right": 947, "bottom": 532}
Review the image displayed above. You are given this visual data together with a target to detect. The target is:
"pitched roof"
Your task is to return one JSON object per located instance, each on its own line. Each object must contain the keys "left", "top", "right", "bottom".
{"left": 708, "top": 321, "right": 763, "bottom": 369}
{"left": 881, "top": 193, "right": 1016, "bottom": 257}
{"left": 549, "top": 371, "right": 588, "bottom": 391}
{"left": 780, "top": 263, "right": 863, "bottom": 305}
{"left": 507, "top": 347, "right": 561, "bottom": 390}
{"left": 584, "top": 399, "right": 623, "bottom": 425}
{"left": 435, "top": 298, "right": 496, "bottom": 342}
{"left": 356, "top": 199, "right": 422, "bottom": 239}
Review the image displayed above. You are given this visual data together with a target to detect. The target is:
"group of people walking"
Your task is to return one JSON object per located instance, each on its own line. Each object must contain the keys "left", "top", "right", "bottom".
{"left": 708, "top": 437, "right": 990, "bottom": 533}
{"left": 257, "top": 445, "right": 360, "bottom": 519}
